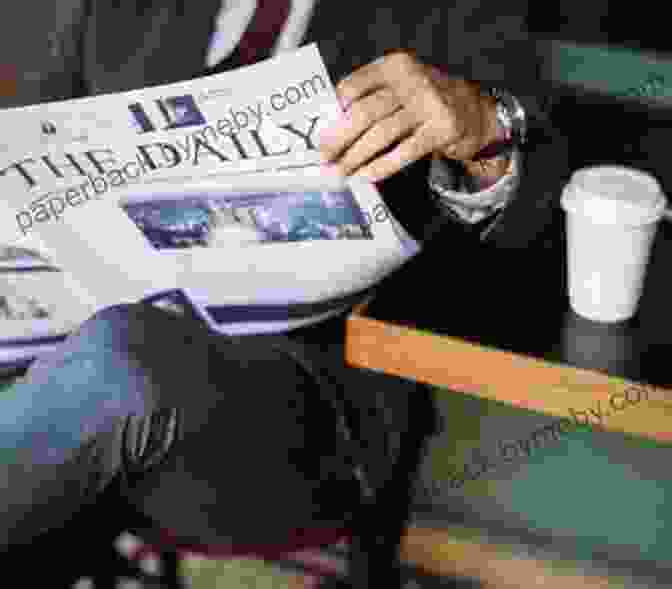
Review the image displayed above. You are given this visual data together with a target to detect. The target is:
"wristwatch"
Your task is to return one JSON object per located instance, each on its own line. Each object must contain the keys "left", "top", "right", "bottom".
{"left": 471, "top": 87, "right": 527, "bottom": 162}
{"left": 428, "top": 86, "right": 526, "bottom": 217}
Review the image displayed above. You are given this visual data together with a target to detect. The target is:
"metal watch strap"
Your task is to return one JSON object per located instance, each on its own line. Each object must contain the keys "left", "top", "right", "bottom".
{"left": 471, "top": 88, "right": 527, "bottom": 162}
{"left": 489, "top": 87, "right": 527, "bottom": 147}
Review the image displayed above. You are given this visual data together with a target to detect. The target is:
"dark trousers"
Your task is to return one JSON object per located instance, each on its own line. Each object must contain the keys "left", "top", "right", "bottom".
{"left": 0, "top": 303, "right": 436, "bottom": 586}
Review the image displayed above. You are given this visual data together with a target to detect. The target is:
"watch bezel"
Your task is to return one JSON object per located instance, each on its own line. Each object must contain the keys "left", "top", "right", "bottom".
{"left": 489, "top": 87, "right": 527, "bottom": 146}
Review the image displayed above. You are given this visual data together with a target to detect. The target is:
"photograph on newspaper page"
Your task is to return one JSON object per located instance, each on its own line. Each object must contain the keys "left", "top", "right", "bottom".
{"left": 114, "top": 168, "right": 414, "bottom": 334}
{"left": 0, "top": 236, "right": 97, "bottom": 369}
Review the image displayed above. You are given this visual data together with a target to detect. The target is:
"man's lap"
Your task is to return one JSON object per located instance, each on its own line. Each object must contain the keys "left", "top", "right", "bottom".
{"left": 4, "top": 303, "right": 429, "bottom": 562}
{"left": 21, "top": 303, "right": 418, "bottom": 489}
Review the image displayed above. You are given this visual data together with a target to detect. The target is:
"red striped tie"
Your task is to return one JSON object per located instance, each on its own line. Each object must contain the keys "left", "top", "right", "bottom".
{"left": 211, "top": 0, "right": 292, "bottom": 72}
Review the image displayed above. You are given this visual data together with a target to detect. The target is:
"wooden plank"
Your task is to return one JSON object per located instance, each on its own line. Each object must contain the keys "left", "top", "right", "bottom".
{"left": 401, "top": 526, "right": 632, "bottom": 588}
{"left": 345, "top": 306, "right": 672, "bottom": 443}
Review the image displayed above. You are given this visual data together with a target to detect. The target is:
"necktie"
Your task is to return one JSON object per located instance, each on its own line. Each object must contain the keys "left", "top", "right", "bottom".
{"left": 0, "top": 64, "right": 16, "bottom": 100}
{"left": 210, "top": 0, "right": 292, "bottom": 74}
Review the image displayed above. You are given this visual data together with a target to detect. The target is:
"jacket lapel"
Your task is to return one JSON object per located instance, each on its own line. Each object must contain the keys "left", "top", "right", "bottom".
{"left": 83, "top": 0, "right": 222, "bottom": 95}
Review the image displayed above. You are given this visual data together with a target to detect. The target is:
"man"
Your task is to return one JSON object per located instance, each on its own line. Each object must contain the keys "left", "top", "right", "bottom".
{"left": 0, "top": 1, "right": 569, "bottom": 587}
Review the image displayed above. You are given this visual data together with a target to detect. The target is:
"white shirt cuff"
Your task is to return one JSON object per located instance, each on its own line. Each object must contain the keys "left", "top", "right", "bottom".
{"left": 428, "top": 148, "right": 522, "bottom": 224}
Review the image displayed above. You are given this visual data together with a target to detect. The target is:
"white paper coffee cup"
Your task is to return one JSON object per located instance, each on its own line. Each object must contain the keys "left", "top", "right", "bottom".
{"left": 561, "top": 166, "right": 667, "bottom": 322}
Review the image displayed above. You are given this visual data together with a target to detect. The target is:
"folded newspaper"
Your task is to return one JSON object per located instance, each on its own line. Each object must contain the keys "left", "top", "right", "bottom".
{"left": 0, "top": 44, "right": 419, "bottom": 369}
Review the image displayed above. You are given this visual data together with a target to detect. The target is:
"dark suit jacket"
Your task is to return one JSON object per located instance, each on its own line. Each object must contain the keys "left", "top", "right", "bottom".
{"left": 0, "top": 0, "right": 570, "bottom": 249}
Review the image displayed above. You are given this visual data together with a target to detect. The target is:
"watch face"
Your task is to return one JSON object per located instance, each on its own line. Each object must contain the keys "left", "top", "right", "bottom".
{"left": 484, "top": 86, "right": 528, "bottom": 143}
{"left": 491, "top": 88, "right": 527, "bottom": 145}
{"left": 496, "top": 103, "right": 513, "bottom": 138}
{"left": 506, "top": 95, "right": 527, "bottom": 143}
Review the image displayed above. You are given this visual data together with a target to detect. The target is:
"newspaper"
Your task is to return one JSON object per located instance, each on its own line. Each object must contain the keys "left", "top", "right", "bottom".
{"left": 0, "top": 44, "right": 418, "bottom": 367}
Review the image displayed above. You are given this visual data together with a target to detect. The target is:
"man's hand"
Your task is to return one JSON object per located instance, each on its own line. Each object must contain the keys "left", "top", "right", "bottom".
{"left": 319, "top": 51, "right": 500, "bottom": 183}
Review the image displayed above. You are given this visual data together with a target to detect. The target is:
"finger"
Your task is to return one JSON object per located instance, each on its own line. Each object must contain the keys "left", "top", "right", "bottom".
{"left": 382, "top": 56, "right": 439, "bottom": 119}
{"left": 335, "top": 56, "right": 392, "bottom": 108}
{"left": 339, "top": 53, "right": 428, "bottom": 118}
{"left": 425, "top": 102, "right": 479, "bottom": 160}
{"left": 352, "top": 123, "right": 436, "bottom": 182}
{"left": 438, "top": 110, "right": 491, "bottom": 162}
{"left": 338, "top": 108, "right": 417, "bottom": 176}
{"left": 319, "top": 87, "right": 401, "bottom": 160}
{"left": 442, "top": 133, "right": 483, "bottom": 162}
{"left": 435, "top": 84, "right": 496, "bottom": 161}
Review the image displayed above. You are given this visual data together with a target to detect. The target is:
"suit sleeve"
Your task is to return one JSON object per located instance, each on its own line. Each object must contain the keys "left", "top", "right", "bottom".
{"left": 376, "top": 110, "right": 570, "bottom": 252}
{"left": 402, "top": 0, "right": 554, "bottom": 122}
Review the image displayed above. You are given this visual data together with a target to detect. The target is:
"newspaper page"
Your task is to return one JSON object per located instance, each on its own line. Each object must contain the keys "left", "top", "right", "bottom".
{"left": 0, "top": 44, "right": 418, "bottom": 363}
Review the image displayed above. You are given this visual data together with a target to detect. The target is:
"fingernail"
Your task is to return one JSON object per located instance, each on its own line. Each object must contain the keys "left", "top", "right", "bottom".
{"left": 318, "top": 126, "right": 338, "bottom": 147}
{"left": 323, "top": 163, "right": 344, "bottom": 176}
{"left": 339, "top": 96, "right": 352, "bottom": 111}
{"left": 318, "top": 145, "right": 339, "bottom": 165}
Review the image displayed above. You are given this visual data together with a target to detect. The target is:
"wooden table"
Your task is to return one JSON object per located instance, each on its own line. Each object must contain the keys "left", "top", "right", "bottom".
{"left": 347, "top": 210, "right": 672, "bottom": 441}
{"left": 346, "top": 212, "right": 672, "bottom": 587}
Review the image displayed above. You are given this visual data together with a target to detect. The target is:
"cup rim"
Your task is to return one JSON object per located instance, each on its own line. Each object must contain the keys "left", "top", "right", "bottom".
{"left": 561, "top": 166, "right": 667, "bottom": 226}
